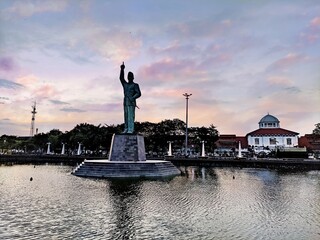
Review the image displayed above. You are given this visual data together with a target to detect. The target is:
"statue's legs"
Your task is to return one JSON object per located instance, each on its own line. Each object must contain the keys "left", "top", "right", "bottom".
{"left": 127, "top": 106, "right": 135, "bottom": 133}
{"left": 123, "top": 106, "right": 128, "bottom": 133}
{"left": 123, "top": 106, "right": 135, "bottom": 133}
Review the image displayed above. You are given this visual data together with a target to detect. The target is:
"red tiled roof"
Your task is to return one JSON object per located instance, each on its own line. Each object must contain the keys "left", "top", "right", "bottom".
{"left": 219, "top": 134, "right": 237, "bottom": 138}
{"left": 236, "top": 136, "right": 248, "bottom": 148}
{"left": 247, "top": 128, "right": 299, "bottom": 136}
{"left": 299, "top": 136, "right": 312, "bottom": 148}
{"left": 216, "top": 135, "right": 248, "bottom": 148}
{"left": 299, "top": 134, "right": 320, "bottom": 150}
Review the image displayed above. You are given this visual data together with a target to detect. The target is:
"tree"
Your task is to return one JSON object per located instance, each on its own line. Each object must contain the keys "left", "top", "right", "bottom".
{"left": 312, "top": 123, "right": 320, "bottom": 135}
{"left": 48, "top": 129, "right": 63, "bottom": 150}
{"left": 188, "top": 124, "right": 219, "bottom": 153}
{"left": 32, "top": 133, "right": 49, "bottom": 152}
{"left": 3, "top": 119, "right": 220, "bottom": 156}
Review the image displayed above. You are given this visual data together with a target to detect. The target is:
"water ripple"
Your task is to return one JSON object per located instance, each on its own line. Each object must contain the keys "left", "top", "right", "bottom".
{"left": 0, "top": 165, "right": 320, "bottom": 239}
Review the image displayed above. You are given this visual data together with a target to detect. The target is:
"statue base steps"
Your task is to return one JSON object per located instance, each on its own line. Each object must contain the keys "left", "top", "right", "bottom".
{"left": 72, "top": 159, "right": 181, "bottom": 179}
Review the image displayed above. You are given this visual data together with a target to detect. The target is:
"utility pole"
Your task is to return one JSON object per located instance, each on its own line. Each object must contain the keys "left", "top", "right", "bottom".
{"left": 30, "top": 101, "right": 37, "bottom": 137}
{"left": 183, "top": 93, "right": 192, "bottom": 157}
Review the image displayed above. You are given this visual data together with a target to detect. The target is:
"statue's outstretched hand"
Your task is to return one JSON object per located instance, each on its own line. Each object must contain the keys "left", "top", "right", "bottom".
{"left": 120, "top": 62, "right": 125, "bottom": 70}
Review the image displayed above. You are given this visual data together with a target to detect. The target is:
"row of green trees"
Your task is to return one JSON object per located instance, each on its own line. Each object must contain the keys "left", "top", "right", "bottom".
{"left": 0, "top": 119, "right": 219, "bottom": 156}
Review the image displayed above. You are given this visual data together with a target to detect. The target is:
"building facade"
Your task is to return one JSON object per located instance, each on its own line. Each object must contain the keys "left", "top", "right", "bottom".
{"left": 246, "top": 114, "right": 299, "bottom": 150}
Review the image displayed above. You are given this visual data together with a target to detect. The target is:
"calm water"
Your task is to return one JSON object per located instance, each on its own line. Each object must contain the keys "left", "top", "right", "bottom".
{"left": 0, "top": 165, "right": 319, "bottom": 240}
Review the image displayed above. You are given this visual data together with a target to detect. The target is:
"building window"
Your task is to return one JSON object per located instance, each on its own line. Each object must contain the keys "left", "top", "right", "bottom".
{"left": 287, "top": 138, "right": 292, "bottom": 145}
{"left": 269, "top": 138, "right": 277, "bottom": 145}
{"left": 255, "top": 138, "right": 259, "bottom": 145}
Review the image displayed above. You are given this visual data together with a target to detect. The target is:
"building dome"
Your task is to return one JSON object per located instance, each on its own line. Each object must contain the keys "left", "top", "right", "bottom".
{"left": 258, "top": 114, "right": 280, "bottom": 128}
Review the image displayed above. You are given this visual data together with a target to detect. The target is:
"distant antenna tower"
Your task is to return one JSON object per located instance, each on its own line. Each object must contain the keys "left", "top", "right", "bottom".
{"left": 30, "top": 101, "right": 37, "bottom": 137}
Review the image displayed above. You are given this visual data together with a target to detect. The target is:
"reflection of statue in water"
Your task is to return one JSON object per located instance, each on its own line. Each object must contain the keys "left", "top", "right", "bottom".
{"left": 119, "top": 62, "right": 141, "bottom": 134}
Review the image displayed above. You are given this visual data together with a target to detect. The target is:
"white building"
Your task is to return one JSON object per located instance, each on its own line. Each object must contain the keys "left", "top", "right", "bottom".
{"left": 247, "top": 114, "right": 299, "bottom": 150}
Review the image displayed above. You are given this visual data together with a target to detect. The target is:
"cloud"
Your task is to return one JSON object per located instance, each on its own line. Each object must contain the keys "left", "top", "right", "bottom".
{"left": 238, "top": 72, "right": 302, "bottom": 100}
{"left": 301, "top": 33, "right": 319, "bottom": 44}
{"left": 199, "top": 53, "right": 232, "bottom": 69}
{"left": 83, "top": 103, "right": 120, "bottom": 112}
{"left": 16, "top": 75, "right": 39, "bottom": 86}
{"left": 3, "top": 0, "right": 67, "bottom": 18}
{"left": 138, "top": 58, "right": 205, "bottom": 83}
{"left": 5, "top": 74, "right": 62, "bottom": 104}
{"left": 310, "top": 17, "right": 320, "bottom": 27}
{"left": 0, "top": 96, "right": 10, "bottom": 104}
{"left": 148, "top": 41, "right": 233, "bottom": 70}
{"left": 149, "top": 42, "right": 200, "bottom": 58}
{"left": 0, "top": 79, "right": 24, "bottom": 89}
{"left": 41, "top": 19, "right": 144, "bottom": 63}
{"left": 266, "top": 53, "right": 306, "bottom": 72}
{"left": 300, "top": 16, "right": 320, "bottom": 44}
{"left": 50, "top": 99, "right": 70, "bottom": 105}
{"left": 0, "top": 57, "right": 15, "bottom": 71}
{"left": 84, "top": 26, "right": 142, "bottom": 62}
{"left": 31, "top": 84, "right": 59, "bottom": 99}
{"left": 168, "top": 18, "right": 233, "bottom": 40}
{"left": 266, "top": 76, "right": 292, "bottom": 86}
{"left": 284, "top": 86, "right": 301, "bottom": 94}
{"left": 60, "top": 107, "right": 86, "bottom": 113}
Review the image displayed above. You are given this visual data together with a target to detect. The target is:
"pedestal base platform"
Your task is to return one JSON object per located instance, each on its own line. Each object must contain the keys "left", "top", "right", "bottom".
{"left": 72, "top": 159, "right": 181, "bottom": 179}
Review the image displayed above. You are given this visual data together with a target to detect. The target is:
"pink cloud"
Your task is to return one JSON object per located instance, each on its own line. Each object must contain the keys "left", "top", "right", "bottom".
{"left": 302, "top": 33, "right": 319, "bottom": 43}
{"left": 0, "top": 57, "right": 15, "bottom": 72}
{"left": 168, "top": 18, "right": 233, "bottom": 39}
{"left": 32, "top": 84, "right": 59, "bottom": 99}
{"left": 221, "top": 19, "right": 233, "bottom": 26}
{"left": 138, "top": 58, "right": 204, "bottom": 82}
{"left": 266, "top": 53, "right": 306, "bottom": 72}
{"left": 199, "top": 53, "right": 232, "bottom": 68}
{"left": 16, "top": 74, "right": 39, "bottom": 86}
{"left": 310, "top": 17, "right": 320, "bottom": 27}
{"left": 299, "top": 16, "right": 320, "bottom": 44}
{"left": 146, "top": 89, "right": 195, "bottom": 99}
{"left": 149, "top": 42, "right": 199, "bottom": 57}
{"left": 86, "top": 27, "right": 142, "bottom": 62}
{"left": 82, "top": 103, "right": 120, "bottom": 112}
{"left": 267, "top": 76, "right": 292, "bottom": 86}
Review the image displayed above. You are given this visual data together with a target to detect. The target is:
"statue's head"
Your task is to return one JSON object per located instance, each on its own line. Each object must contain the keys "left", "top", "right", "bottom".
{"left": 128, "top": 72, "right": 134, "bottom": 82}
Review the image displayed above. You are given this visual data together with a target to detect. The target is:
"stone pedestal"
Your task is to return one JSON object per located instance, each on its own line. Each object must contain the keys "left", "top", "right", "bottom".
{"left": 109, "top": 134, "right": 146, "bottom": 161}
{"left": 72, "top": 134, "right": 181, "bottom": 179}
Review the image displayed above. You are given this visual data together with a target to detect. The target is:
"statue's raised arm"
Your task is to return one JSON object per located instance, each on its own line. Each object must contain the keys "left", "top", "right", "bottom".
{"left": 119, "top": 62, "right": 126, "bottom": 85}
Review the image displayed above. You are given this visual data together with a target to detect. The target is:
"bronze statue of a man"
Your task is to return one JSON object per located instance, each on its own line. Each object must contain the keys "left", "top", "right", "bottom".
{"left": 119, "top": 62, "right": 141, "bottom": 134}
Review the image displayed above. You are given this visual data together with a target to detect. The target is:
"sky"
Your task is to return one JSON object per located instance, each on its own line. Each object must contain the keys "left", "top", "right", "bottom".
{"left": 0, "top": 0, "right": 319, "bottom": 137}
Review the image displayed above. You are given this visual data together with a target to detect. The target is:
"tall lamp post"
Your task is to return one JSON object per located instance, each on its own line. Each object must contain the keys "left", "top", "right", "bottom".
{"left": 183, "top": 93, "right": 192, "bottom": 157}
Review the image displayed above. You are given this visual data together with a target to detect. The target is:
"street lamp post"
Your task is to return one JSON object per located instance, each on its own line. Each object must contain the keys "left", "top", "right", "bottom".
{"left": 183, "top": 93, "right": 192, "bottom": 157}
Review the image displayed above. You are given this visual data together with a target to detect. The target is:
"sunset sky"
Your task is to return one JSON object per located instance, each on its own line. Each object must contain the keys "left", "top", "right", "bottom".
{"left": 0, "top": 0, "right": 319, "bottom": 137}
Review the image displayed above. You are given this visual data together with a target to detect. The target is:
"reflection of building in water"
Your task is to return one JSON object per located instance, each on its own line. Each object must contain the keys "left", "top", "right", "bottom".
{"left": 182, "top": 166, "right": 218, "bottom": 181}
{"left": 215, "top": 114, "right": 310, "bottom": 157}
{"left": 247, "top": 169, "right": 292, "bottom": 222}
